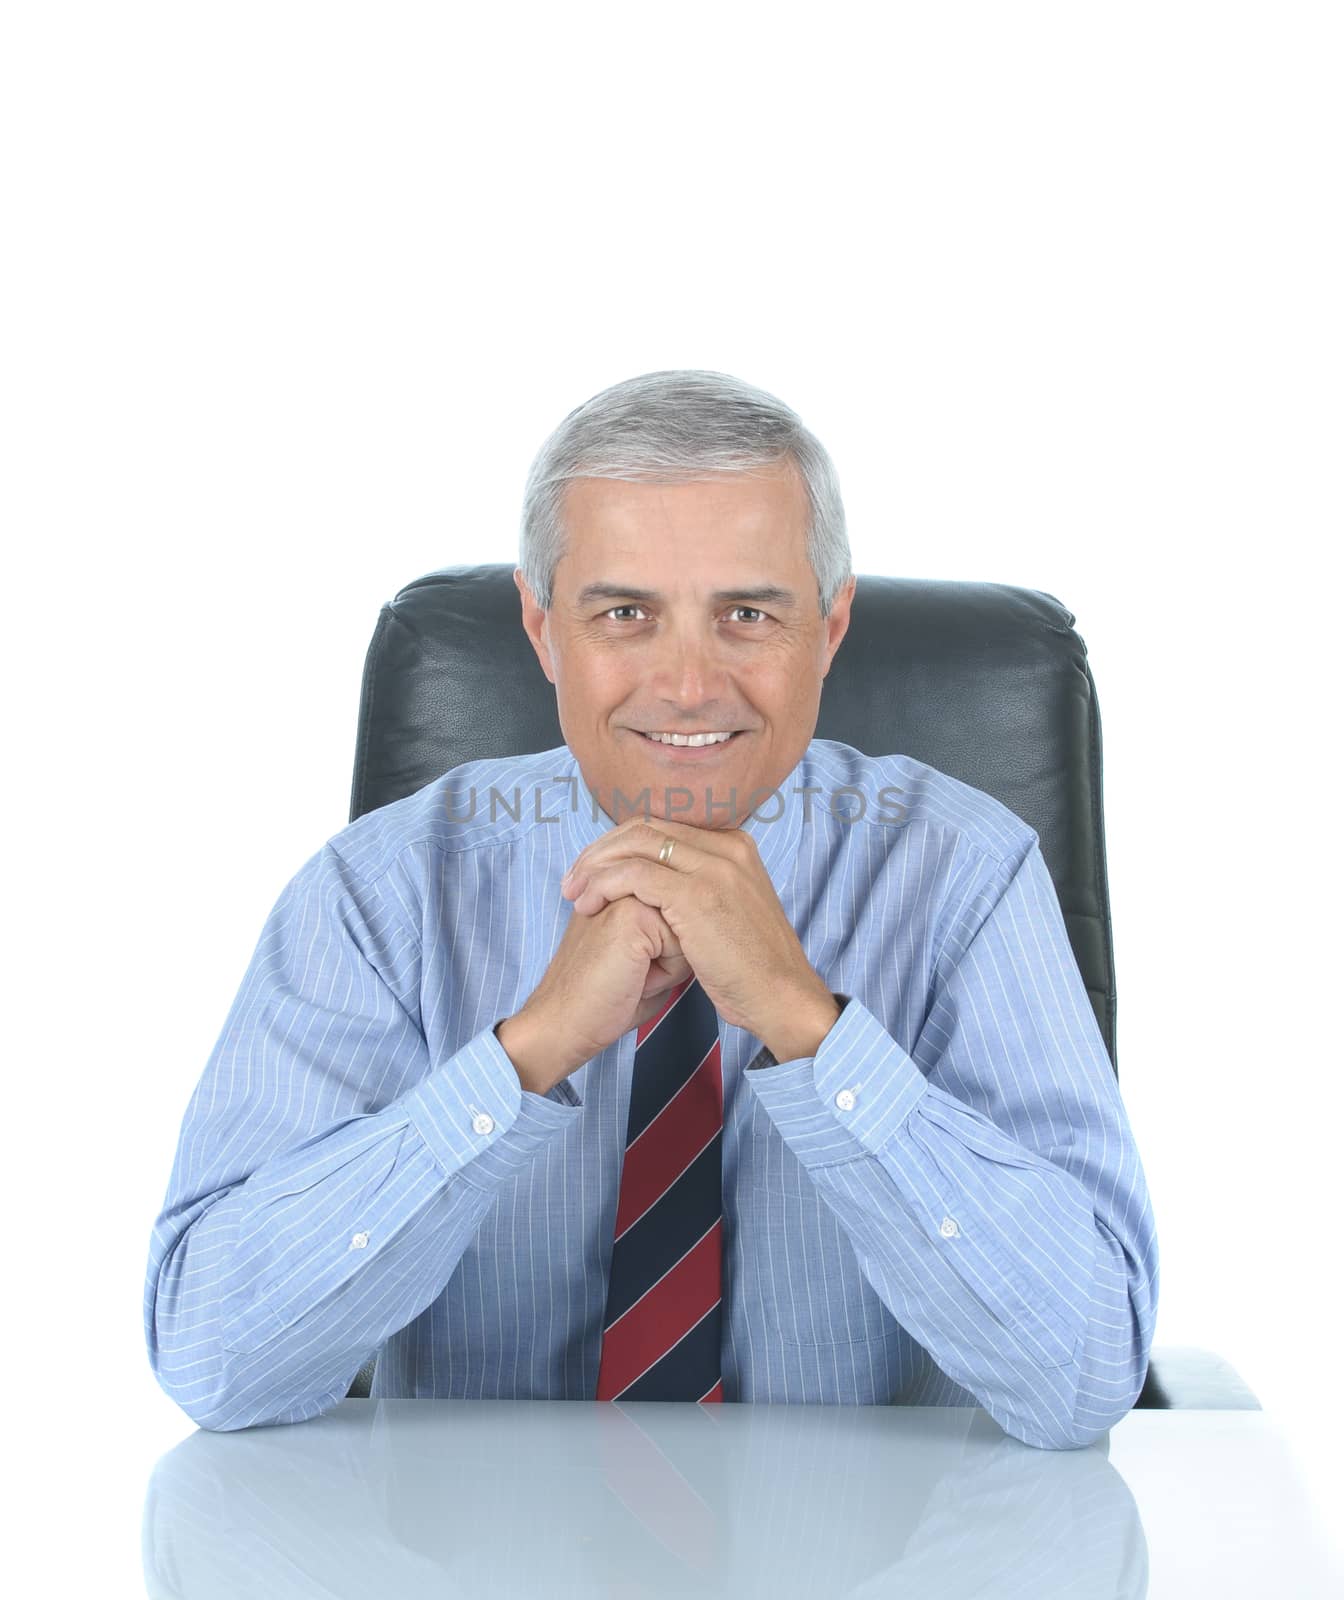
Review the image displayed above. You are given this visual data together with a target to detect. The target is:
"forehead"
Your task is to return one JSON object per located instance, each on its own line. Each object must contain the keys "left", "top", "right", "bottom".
{"left": 557, "top": 460, "right": 811, "bottom": 578}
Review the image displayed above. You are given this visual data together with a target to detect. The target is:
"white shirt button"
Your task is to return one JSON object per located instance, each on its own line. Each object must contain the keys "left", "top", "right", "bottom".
{"left": 472, "top": 1112, "right": 495, "bottom": 1135}
{"left": 835, "top": 1089, "right": 856, "bottom": 1111}
{"left": 350, "top": 1231, "right": 369, "bottom": 1249}
{"left": 939, "top": 1217, "right": 960, "bottom": 1238}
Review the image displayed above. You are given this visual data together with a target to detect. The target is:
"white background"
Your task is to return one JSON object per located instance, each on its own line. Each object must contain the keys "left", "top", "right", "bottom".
{"left": 5, "top": 1, "right": 1340, "bottom": 1589}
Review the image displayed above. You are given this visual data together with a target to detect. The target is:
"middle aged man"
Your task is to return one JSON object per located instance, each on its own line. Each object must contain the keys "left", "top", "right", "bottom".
{"left": 145, "top": 368, "right": 1159, "bottom": 1449}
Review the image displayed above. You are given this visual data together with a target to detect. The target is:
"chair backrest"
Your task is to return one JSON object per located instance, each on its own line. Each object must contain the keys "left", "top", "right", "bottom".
{"left": 342, "top": 562, "right": 1117, "bottom": 1400}
{"left": 351, "top": 563, "right": 1117, "bottom": 1065}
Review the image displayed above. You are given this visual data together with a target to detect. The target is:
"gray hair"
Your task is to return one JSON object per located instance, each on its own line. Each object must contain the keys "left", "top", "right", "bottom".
{"left": 518, "top": 369, "right": 852, "bottom": 616}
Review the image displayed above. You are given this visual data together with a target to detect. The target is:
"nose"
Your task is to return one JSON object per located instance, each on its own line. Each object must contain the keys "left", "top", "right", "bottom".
{"left": 647, "top": 617, "right": 733, "bottom": 713}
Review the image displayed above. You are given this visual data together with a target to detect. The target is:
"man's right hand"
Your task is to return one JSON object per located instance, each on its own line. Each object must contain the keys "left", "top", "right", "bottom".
{"left": 495, "top": 896, "right": 693, "bottom": 1095}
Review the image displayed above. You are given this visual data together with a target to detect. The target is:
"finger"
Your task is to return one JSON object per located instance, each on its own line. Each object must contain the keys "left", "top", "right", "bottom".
{"left": 569, "top": 857, "right": 685, "bottom": 918}
{"left": 647, "top": 938, "right": 692, "bottom": 980}
{"left": 641, "top": 957, "right": 690, "bottom": 1002}
{"left": 562, "top": 817, "right": 741, "bottom": 892}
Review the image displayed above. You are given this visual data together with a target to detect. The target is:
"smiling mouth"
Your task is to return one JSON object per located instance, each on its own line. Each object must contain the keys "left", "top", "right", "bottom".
{"left": 632, "top": 729, "right": 747, "bottom": 747}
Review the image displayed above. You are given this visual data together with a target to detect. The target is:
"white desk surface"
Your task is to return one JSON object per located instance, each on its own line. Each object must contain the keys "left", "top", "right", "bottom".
{"left": 141, "top": 1401, "right": 1340, "bottom": 1597}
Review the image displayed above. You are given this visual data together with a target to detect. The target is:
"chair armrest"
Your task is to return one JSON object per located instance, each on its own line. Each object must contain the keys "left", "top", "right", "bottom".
{"left": 1136, "top": 1345, "right": 1261, "bottom": 1408}
{"left": 346, "top": 1352, "right": 377, "bottom": 1399}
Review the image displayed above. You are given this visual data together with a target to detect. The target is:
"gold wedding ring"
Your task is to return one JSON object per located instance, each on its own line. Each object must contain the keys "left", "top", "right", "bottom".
{"left": 658, "top": 836, "right": 676, "bottom": 866}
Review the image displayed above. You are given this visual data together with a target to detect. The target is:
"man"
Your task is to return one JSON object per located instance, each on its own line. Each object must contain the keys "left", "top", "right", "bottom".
{"left": 144, "top": 369, "right": 1158, "bottom": 1448}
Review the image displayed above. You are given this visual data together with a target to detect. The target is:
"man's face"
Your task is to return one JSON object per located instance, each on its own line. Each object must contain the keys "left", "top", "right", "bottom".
{"left": 516, "top": 457, "right": 856, "bottom": 829}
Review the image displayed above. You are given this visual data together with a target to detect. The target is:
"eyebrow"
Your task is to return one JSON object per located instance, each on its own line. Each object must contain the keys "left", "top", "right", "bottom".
{"left": 573, "top": 582, "right": 798, "bottom": 609}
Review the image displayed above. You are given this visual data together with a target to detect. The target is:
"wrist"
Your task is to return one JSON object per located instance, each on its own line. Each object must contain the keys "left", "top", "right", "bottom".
{"left": 760, "top": 987, "right": 843, "bottom": 1065}
{"left": 495, "top": 1008, "right": 566, "bottom": 1096}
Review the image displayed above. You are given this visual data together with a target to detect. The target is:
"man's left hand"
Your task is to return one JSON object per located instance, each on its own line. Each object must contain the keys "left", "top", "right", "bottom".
{"left": 560, "top": 818, "right": 842, "bottom": 1062}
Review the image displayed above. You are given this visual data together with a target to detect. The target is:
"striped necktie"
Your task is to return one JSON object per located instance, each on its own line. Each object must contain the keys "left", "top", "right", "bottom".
{"left": 595, "top": 974, "right": 725, "bottom": 1403}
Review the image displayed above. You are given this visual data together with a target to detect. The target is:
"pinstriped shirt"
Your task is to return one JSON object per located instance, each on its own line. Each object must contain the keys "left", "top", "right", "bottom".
{"left": 144, "top": 737, "right": 1159, "bottom": 1448}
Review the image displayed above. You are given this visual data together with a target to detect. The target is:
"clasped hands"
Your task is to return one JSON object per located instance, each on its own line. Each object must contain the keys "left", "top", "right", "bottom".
{"left": 560, "top": 817, "right": 842, "bottom": 1064}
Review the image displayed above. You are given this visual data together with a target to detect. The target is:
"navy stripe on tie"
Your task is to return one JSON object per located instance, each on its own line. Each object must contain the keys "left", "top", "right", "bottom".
{"left": 626, "top": 979, "right": 720, "bottom": 1145}
{"left": 603, "top": 1133, "right": 722, "bottom": 1327}
{"left": 617, "top": 1298, "right": 724, "bottom": 1401}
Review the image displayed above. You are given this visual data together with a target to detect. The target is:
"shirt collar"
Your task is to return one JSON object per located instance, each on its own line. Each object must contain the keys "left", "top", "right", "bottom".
{"left": 555, "top": 739, "right": 812, "bottom": 895}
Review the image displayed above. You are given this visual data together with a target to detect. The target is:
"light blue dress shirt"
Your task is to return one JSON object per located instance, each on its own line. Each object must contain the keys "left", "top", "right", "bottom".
{"left": 144, "top": 738, "right": 1158, "bottom": 1448}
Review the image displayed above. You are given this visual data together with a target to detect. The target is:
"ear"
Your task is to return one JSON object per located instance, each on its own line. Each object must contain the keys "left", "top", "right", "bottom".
{"left": 515, "top": 567, "right": 556, "bottom": 685}
{"left": 821, "top": 575, "right": 857, "bottom": 678}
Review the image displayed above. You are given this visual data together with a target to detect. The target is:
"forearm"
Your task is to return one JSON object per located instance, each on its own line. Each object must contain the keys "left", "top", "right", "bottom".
{"left": 799, "top": 1126, "right": 1097, "bottom": 1444}
{"left": 757, "top": 987, "right": 845, "bottom": 1067}
{"left": 146, "top": 1027, "right": 578, "bottom": 1430}
{"left": 150, "top": 1128, "right": 492, "bottom": 1429}
{"left": 746, "top": 996, "right": 1158, "bottom": 1449}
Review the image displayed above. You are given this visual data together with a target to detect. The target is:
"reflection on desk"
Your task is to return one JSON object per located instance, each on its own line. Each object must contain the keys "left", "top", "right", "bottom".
{"left": 143, "top": 1400, "right": 1339, "bottom": 1598}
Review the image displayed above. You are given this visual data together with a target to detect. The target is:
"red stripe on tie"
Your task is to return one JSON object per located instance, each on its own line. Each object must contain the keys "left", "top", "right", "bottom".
{"left": 635, "top": 974, "right": 697, "bottom": 1047}
{"left": 612, "top": 1037, "right": 722, "bottom": 1239}
{"left": 595, "top": 1219, "right": 723, "bottom": 1399}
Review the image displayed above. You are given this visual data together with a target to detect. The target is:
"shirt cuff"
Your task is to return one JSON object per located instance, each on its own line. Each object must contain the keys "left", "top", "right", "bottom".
{"left": 402, "top": 1022, "right": 580, "bottom": 1192}
{"left": 744, "top": 994, "right": 929, "bottom": 1168}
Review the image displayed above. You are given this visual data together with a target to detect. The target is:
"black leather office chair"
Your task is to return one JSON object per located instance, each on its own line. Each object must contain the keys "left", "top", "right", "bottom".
{"left": 343, "top": 563, "right": 1259, "bottom": 1411}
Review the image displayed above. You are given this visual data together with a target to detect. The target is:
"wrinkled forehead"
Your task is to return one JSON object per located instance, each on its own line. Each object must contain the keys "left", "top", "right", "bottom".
{"left": 554, "top": 467, "right": 814, "bottom": 600}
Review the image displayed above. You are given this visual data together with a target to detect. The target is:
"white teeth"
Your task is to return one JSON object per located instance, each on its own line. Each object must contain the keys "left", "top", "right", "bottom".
{"left": 643, "top": 730, "right": 735, "bottom": 746}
